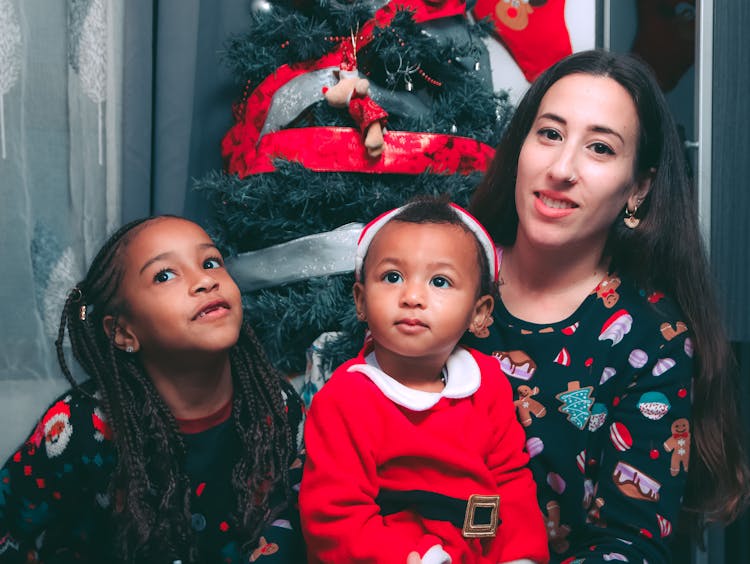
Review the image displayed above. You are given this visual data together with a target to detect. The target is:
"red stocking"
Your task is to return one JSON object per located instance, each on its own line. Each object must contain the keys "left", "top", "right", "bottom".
{"left": 631, "top": 0, "right": 695, "bottom": 92}
{"left": 472, "top": 0, "right": 572, "bottom": 82}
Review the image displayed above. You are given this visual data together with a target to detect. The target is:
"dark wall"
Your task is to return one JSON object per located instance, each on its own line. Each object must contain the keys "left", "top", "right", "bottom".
{"left": 711, "top": 1, "right": 750, "bottom": 342}
{"left": 120, "top": 0, "right": 249, "bottom": 224}
{"left": 714, "top": 3, "right": 750, "bottom": 560}
{"left": 712, "top": 3, "right": 750, "bottom": 560}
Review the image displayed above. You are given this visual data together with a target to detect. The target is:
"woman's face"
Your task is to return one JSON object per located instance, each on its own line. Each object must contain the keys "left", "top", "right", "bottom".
{"left": 514, "top": 73, "right": 651, "bottom": 255}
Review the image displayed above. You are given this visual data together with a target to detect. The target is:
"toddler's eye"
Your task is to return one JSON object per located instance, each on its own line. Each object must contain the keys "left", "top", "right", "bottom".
{"left": 383, "top": 271, "right": 403, "bottom": 284}
{"left": 431, "top": 276, "right": 451, "bottom": 288}
{"left": 203, "top": 257, "right": 222, "bottom": 269}
{"left": 154, "top": 270, "right": 175, "bottom": 283}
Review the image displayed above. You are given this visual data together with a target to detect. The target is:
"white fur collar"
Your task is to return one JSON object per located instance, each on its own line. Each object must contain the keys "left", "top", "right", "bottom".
{"left": 346, "top": 347, "right": 480, "bottom": 411}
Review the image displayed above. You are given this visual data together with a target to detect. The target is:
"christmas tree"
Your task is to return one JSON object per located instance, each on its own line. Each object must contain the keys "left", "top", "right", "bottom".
{"left": 196, "top": 0, "right": 513, "bottom": 385}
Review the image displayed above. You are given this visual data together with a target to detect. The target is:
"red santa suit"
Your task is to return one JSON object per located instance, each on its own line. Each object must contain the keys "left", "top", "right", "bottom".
{"left": 299, "top": 342, "right": 549, "bottom": 563}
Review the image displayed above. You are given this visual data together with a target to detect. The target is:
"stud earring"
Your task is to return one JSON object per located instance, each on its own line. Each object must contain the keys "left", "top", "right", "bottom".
{"left": 126, "top": 346, "right": 134, "bottom": 354}
{"left": 623, "top": 204, "right": 640, "bottom": 229}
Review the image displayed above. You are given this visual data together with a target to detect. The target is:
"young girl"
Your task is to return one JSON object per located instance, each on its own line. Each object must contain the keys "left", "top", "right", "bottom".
{"left": 0, "top": 216, "right": 305, "bottom": 563}
{"left": 299, "top": 197, "right": 549, "bottom": 564}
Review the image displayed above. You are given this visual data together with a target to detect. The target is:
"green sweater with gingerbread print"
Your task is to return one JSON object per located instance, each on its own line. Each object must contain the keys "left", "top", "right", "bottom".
{"left": 463, "top": 270, "right": 693, "bottom": 564}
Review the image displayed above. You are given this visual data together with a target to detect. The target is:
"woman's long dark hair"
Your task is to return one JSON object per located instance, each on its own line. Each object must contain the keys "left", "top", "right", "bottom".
{"left": 471, "top": 49, "right": 749, "bottom": 536}
{"left": 54, "top": 217, "right": 295, "bottom": 562}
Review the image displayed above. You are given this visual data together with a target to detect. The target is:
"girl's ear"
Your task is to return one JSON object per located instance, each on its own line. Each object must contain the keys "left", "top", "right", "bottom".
{"left": 469, "top": 295, "right": 494, "bottom": 339}
{"left": 102, "top": 315, "right": 140, "bottom": 353}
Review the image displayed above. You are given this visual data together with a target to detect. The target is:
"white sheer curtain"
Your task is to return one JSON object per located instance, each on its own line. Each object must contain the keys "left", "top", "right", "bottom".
{"left": 0, "top": 0, "right": 123, "bottom": 457}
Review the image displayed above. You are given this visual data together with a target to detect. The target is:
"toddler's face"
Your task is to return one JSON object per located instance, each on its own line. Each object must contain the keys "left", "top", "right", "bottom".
{"left": 354, "top": 221, "right": 491, "bottom": 374}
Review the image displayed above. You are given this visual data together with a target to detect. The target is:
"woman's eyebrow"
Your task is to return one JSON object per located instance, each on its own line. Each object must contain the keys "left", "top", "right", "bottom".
{"left": 538, "top": 112, "right": 625, "bottom": 144}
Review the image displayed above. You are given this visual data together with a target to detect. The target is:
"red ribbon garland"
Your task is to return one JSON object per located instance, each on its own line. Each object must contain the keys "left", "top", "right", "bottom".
{"left": 237, "top": 127, "right": 495, "bottom": 175}
{"left": 221, "top": 0, "right": 495, "bottom": 178}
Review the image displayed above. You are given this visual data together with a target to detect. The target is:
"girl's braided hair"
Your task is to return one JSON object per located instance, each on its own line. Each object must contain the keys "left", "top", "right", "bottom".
{"left": 55, "top": 216, "right": 295, "bottom": 562}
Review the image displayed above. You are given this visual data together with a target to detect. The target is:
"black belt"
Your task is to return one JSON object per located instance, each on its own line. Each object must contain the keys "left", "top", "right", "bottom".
{"left": 376, "top": 490, "right": 500, "bottom": 538}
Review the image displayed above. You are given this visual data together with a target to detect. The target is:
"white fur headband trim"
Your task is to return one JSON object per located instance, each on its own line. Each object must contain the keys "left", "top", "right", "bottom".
{"left": 354, "top": 202, "right": 499, "bottom": 286}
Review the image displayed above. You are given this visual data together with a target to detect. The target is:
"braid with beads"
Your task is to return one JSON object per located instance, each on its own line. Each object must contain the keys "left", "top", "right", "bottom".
{"left": 54, "top": 217, "right": 295, "bottom": 563}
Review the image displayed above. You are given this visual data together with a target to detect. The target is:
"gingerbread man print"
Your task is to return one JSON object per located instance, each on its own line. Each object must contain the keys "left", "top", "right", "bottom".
{"left": 249, "top": 536, "right": 279, "bottom": 561}
{"left": 543, "top": 500, "right": 571, "bottom": 554}
{"left": 663, "top": 418, "right": 690, "bottom": 476}
{"left": 592, "top": 274, "right": 622, "bottom": 308}
{"left": 660, "top": 321, "right": 688, "bottom": 341}
{"left": 514, "top": 385, "right": 547, "bottom": 427}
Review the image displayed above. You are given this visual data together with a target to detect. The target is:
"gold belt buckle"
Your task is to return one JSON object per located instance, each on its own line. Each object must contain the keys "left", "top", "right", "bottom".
{"left": 462, "top": 493, "right": 500, "bottom": 538}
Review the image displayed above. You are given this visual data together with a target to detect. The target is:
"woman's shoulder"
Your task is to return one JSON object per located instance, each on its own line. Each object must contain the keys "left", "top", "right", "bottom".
{"left": 600, "top": 273, "right": 690, "bottom": 338}
{"left": 466, "top": 271, "right": 691, "bottom": 365}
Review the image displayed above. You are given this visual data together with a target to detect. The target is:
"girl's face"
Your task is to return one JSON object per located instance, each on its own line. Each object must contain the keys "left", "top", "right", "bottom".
{"left": 111, "top": 217, "right": 243, "bottom": 361}
{"left": 514, "top": 73, "right": 651, "bottom": 256}
{"left": 353, "top": 221, "right": 492, "bottom": 377}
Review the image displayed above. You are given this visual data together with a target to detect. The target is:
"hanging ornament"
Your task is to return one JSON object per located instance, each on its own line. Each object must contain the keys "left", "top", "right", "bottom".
{"left": 250, "top": 0, "right": 272, "bottom": 12}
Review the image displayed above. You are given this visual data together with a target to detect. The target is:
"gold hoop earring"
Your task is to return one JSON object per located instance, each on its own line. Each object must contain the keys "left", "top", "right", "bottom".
{"left": 623, "top": 205, "right": 640, "bottom": 229}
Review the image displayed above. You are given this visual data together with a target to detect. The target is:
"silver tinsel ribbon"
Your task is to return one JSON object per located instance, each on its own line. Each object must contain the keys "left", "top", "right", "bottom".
{"left": 260, "top": 68, "right": 338, "bottom": 139}
{"left": 226, "top": 223, "right": 363, "bottom": 291}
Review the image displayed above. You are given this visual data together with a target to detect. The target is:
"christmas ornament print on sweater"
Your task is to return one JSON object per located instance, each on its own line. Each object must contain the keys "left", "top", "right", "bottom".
{"left": 466, "top": 271, "right": 694, "bottom": 559}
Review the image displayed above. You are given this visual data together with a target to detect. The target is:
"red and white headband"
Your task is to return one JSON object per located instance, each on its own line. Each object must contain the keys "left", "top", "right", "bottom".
{"left": 355, "top": 202, "right": 499, "bottom": 286}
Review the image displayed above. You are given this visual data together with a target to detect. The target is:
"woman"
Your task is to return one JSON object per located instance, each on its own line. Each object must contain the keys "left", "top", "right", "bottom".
{"left": 465, "top": 49, "right": 749, "bottom": 562}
